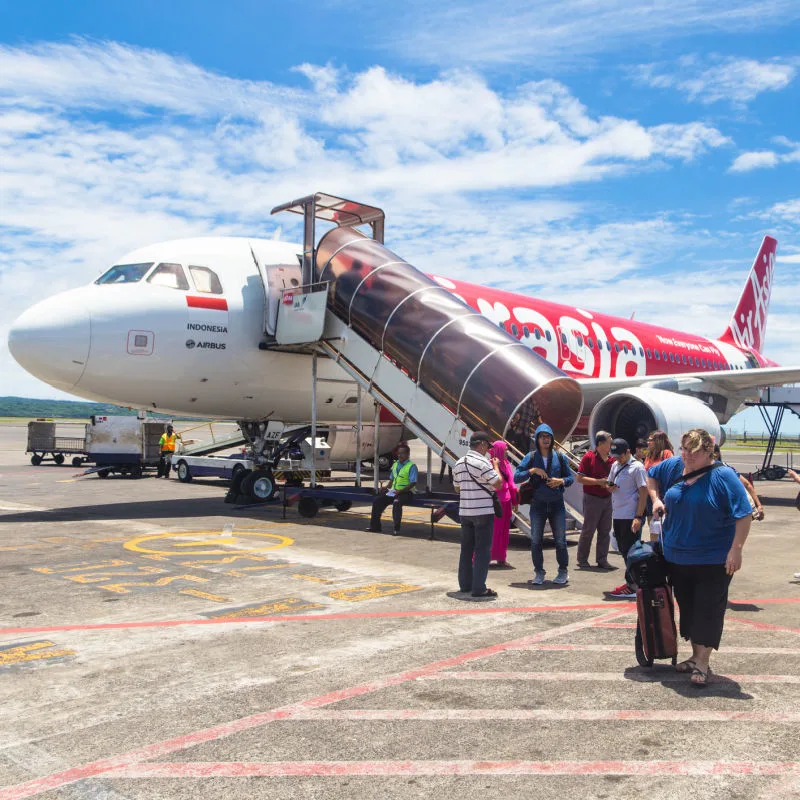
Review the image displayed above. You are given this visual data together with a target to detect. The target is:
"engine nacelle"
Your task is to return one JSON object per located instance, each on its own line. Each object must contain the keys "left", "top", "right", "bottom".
{"left": 589, "top": 388, "right": 722, "bottom": 450}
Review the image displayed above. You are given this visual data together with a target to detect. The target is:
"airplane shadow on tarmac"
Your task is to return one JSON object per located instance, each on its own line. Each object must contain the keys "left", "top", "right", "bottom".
{"left": 622, "top": 666, "right": 754, "bottom": 700}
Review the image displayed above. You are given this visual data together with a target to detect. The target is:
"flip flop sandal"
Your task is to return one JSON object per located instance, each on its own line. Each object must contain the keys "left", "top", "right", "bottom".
{"left": 675, "top": 659, "right": 697, "bottom": 674}
{"left": 690, "top": 666, "right": 712, "bottom": 687}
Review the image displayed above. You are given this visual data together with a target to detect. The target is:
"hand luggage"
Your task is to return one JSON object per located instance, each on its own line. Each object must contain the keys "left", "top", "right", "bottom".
{"left": 626, "top": 539, "right": 677, "bottom": 667}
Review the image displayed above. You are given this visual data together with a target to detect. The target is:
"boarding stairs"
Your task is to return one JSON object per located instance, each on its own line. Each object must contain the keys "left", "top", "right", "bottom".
{"left": 269, "top": 192, "right": 586, "bottom": 532}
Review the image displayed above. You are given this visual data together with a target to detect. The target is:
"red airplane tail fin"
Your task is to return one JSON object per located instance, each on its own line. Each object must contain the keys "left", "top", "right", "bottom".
{"left": 719, "top": 236, "right": 777, "bottom": 354}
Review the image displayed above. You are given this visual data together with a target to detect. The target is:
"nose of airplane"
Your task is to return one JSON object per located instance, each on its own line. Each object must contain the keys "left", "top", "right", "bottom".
{"left": 8, "top": 290, "right": 92, "bottom": 391}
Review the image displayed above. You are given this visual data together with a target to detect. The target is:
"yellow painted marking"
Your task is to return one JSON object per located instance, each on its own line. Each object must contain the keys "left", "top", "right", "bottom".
{"left": 140, "top": 554, "right": 172, "bottom": 562}
{"left": 98, "top": 574, "right": 210, "bottom": 595}
{"left": 0, "top": 544, "right": 42, "bottom": 551}
{"left": 124, "top": 530, "right": 293, "bottom": 556}
{"left": 56, "top": 479, "right": 79, "bottom": 483}
{"left": 0, "top": 641, "right": 75, "bottom": 666}
{"left": 179, "top": 589, "right": 231, "bottom": 603}
{"left": 328, "top": 583, "right": 422, "bottom": 602}
{"left": 91, "top": 536, "right": 134, "bottom": 543}
{"left": 223, "top": 564, "right": 296, "bottom": 577}
{"left": 179, "top": 555, "right": 270, "bottom": 567}
{"left": 291, "top": 574, "right": 333, "bottom": 584}
{"left": 40, "top": 537, "right": 74, "bottom": 544}
{"left": 211, "top": 598, "right": 325, "bottom": 619}
{"left": 65, "top": 567, "right": 168, "bottom": 584}
{"left": 32, "top": 560, "right": 131, "bottom": 575}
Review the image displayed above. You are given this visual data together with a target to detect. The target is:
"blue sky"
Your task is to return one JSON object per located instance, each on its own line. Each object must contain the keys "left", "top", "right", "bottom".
{"left": 1, "top": 0, "right": 799, "bottom": 431}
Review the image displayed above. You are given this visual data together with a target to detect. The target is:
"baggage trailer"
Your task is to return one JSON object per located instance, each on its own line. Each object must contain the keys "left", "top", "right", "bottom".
{"left": 85, "top": 416, "right": 170, "bottom": 478}
{"left": 26, "top": 420, "right": 88, "bottom": 467}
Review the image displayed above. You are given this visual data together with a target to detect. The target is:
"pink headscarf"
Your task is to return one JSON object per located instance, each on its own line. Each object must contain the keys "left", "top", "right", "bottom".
{"left": 491, "top": 440, "right": 518, "bottom": 503}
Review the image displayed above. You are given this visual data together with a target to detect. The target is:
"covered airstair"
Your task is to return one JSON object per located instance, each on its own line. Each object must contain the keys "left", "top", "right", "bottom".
{"left": 743, "top": 386, "right": 800, "bottom": 480}
{"left": 267, "top": 193, "right": 585, "bottom": 529}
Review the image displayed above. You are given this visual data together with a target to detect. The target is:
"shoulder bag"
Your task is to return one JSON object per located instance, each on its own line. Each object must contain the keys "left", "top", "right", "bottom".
{"left": 465, "top": 460, "right": 503, "bottom": 518}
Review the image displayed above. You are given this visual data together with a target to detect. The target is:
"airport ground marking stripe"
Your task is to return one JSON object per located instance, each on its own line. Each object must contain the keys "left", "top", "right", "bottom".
{"left": 727, "top": 616, "right": 800, "bottom": 637}
{"left": 593, "top": 622, "right": 637, "bottom": 629}
{"left": 421, "top": 671, "right": 800, "bottom": 684}
{"left": 103, "top": 760, "right": 800, "bottom": 778}
{"left": 287, "top": 709, "right": 800, "bottom": 723}
{"left": 0, "top": 602, "right": 633, "bottom": 636}
{"left": 519, "top": 643, "right": 800, "bottom": 655}
{"left": 0, "top": 609, "right": 626, "bottom": 799}
{"left": 0, "top": 641, "right": 76, "bottom": 666}
{"left": 179, "top": 590, "right": 231, "bottom": 603}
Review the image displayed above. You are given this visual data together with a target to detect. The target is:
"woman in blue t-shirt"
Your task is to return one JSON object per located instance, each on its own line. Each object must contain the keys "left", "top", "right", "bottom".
{"left": 647, "top": 428, "right": 752, "bottom": 686}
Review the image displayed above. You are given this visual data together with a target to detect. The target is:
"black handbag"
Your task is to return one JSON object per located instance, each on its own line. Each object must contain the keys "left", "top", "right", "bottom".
{"left": 465, "top": 462, "right": 503, "bottom": 518}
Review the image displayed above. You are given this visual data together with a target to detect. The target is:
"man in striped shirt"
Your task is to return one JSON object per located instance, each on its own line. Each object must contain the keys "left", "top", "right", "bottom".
{"left": 453, "top": 431, "right": 503, "bottom": 598}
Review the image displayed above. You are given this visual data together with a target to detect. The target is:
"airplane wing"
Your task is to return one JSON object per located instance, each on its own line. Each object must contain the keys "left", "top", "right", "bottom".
{"left": 578, "top": 366, "right": 800, "bottom": 409}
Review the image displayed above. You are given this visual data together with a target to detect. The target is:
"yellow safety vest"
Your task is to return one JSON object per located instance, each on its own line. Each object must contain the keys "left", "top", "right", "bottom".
{"left": 159, "top": 432, "right": 178, "bottom": 453}
{"left": 390, "top": 460, "right": 415, "bottom": 492}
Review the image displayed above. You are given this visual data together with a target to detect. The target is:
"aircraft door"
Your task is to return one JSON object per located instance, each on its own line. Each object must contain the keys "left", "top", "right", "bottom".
{"left": 264, "top": 264, "right": 302, "bottom": 336}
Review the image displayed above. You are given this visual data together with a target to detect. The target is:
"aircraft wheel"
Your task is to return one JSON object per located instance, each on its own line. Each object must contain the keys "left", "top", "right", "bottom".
{"left": 242, "top": 469, "right": 274, "bottom": 501}
{"left": 377, "top": 455, "right": 393, "bottom": 471}
{"left": 298, "top": 497, "right": 319, "bottom": 518}
{"left": 30, "top": 454, "right": 43, "bottom": 466}
{"left": 54, "top": 453, "right": 65, "bottom": 465}
{"left": 176, "top": 461, "right": 193, "bottom": 483}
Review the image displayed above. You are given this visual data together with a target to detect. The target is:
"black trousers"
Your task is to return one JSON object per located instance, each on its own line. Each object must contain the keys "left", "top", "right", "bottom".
{"left": 369, "top": 491, "right": 413, "bottom": 531}
{"left": 668, "top": 562, "right": 732, "bottom": 650}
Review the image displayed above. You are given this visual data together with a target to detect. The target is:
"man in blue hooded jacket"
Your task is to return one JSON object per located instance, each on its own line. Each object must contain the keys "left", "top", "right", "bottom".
{"left": 514, "top": 423, "right": 575, "bottom": 585}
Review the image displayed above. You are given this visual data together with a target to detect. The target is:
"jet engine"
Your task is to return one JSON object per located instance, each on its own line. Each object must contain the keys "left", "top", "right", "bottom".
{"left": 588, "top": 388, "right": 722, "bottom": 450}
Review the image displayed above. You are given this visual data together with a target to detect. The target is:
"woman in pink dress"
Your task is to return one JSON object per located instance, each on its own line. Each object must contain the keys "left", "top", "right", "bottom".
{"left": 490, "top": 440, "right": 519, "bottom": 567}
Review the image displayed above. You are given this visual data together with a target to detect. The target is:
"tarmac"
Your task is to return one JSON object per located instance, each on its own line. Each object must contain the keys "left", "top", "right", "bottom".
{"left": 0, "top": 423, "right": 799, "bottom": 799}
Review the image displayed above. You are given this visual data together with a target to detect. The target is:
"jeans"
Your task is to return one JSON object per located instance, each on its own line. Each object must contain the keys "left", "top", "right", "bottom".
{"left": 529, "top": 499, "right": 568, "bottom": 573}
{"left": 458, "top": 514, "right": 494, "bottom": 595}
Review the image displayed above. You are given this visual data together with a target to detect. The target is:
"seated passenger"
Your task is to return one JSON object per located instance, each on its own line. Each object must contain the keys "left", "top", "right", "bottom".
{"left": 365, "top": 443, "right": 417, "bottom": 536}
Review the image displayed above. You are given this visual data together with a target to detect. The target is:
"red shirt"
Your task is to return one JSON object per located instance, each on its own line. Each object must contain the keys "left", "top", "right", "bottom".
{"left": 578, "top": 449, "right": 612, "bottom": 497}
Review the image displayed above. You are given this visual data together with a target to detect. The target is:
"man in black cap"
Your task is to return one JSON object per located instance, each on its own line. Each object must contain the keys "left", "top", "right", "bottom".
{"left": 452, "top": 431, "right": 504, "bottom": 599}
{"left": 606, "top": 437, "right": 648, "bottom": 599}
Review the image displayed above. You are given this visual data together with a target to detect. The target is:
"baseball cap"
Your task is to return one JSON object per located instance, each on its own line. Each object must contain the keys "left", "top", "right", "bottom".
{"left": 469, "top": 431, "right": 491, "bottom": 446}
{"left": 610, "top": 437, "right": 630, "bottom": 456}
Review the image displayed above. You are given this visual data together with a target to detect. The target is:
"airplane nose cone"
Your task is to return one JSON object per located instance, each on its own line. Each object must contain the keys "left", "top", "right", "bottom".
{"left": 8, "top": 290, "right": 91, "bottom": 391}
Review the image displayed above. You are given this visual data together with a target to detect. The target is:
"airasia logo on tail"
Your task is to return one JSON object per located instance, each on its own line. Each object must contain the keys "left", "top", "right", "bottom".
{"left": 726, "top": 242, "right": 775, "bottom": 353}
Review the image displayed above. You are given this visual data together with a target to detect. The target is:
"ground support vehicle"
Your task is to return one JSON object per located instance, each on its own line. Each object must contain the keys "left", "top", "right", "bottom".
{"left": 172, "top": 453, "right": 253, "bottom": 483}
{"left": 26, "top": 421, "right": 87, "bottom": 466}
{"left": 281, "top": 485, "right": 460, "bottom": 539}
{"left": 83, "top": 416, "right": 170, "bottom": 478}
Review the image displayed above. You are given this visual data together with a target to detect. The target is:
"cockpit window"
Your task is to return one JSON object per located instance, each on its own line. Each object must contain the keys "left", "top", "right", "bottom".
{"left": 147, "top": 262, "right": 190, "bottom": 291}
{"left": 189, "top": 265, "right": 223, "bottom": 294}
{"left": 95, "top": 263, "right": 153, "bottom": 284}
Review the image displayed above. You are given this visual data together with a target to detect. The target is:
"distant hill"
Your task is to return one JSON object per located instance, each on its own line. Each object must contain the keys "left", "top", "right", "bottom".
{"left": 0, "top": 396, "right": 169, "bottom": 419}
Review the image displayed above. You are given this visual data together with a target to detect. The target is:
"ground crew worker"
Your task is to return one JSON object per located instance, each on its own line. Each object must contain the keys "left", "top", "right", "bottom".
{"left": 158, "top": 425, "right": 181, "bottom": 478}
{"left": 365, "top": 443, "right": 417, "bottom": 535}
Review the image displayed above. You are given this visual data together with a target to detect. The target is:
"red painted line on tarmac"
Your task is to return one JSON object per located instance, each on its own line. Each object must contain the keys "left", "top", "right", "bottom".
{"left": 292, "top": 709, "right": 800, "bottom": 723}
{"left": 0, "top": 609, "right": 627, "bottom": 799}
{"left": 727, "top": 616, "right": 800, "bottom": 637}
{"left": 422, "top": 671, "right": 800, "bottom": 684}
{"left": 522, "top": 643, "right": 800, "bottom": 655}
{"left": 107, "top": 760, "right": 800, "bottom": 778}
{"left": 0, "top": 602, "right": 632, "bottom": 636}
{"left": 593, "top": 622, "right": 637, "bottom": 628}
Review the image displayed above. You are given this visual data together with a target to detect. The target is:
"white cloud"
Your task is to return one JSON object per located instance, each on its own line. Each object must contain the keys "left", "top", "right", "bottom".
{"left": 728, "top": 138, "right": 800, "bottom": 172}
{"left": 383, "top": 0, "right": 800, "bottom": 68}
{"left": 635, "top": 55, "right": 797, "bottom": 104}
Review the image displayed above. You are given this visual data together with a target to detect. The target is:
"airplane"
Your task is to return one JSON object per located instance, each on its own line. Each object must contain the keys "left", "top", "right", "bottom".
{"left": 8, "top": 197, "right": 800, "bottom": 498}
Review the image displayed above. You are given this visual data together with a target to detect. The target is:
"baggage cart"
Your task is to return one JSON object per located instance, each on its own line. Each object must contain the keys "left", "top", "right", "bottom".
{"left": 26, "top": 420, "right": 88, "bottom": 467}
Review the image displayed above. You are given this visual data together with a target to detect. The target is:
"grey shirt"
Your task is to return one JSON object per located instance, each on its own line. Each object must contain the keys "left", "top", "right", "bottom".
{"left": 608, "top": 458, "right": 647, "bottom": 519}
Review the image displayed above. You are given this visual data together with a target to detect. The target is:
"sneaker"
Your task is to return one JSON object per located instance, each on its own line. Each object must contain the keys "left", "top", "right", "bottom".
{"left": 553, "top": 569, "right": 569, "bottom": 585}
{"left": 392, "top": 528, "right": 400, "bottom": 536}
{"left": 528, "top": 571, "right": 546, "bottom": 585}
{"left": 609, "top": 583, "right": 636, "bottom": 599}
{"left": 794, "top": 572, "right": 800, "bottom": 579}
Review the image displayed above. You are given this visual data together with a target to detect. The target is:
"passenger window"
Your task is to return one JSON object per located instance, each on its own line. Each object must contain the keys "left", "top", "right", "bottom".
{"left": 576, "top": 333, "right": 583, "bottom": 346}
{"left": 646, "top": 348, "right": 652, "bottom": 359}
{"left": 587, "top": 338, "right": 594, "bottom": 349}
{"left": 682, "top": 354, "right": 687, "bottom": 364}
{"left": 96, "top": 263, "right": 153, "bottom": 284}
{"left": 560, "top": 331, "right": 568, "bottom": 345}
{"left": 614, "top": 343, "right": 620, "bottom": 353}
{"left": 189, "top": 265, "right": 223, "bottom": 294}
{"left": 606, "top": 341, "right": 612, "bottom": 351}
{"left": 147, "top": 262, "right": 189, "bottom": 290}
{"left": 534, "top": 329, "right": 541, "bottom": 340}
{"left": 522, "top": 326, "right": 529, "bottom": 338}
{"left": 511, "top": 323, "right": 519, "bottom": 337}
{"left": 639, "top": 347, "right": 644, "bottom": 357}
{"left": 654, "top": 350, "right": 660, "bottom": 361}
{"left": 545, "top": 331, "right": 552, "bottom": 342}
{"left": 669, "top": 353, "right": 674, "bottom": 363}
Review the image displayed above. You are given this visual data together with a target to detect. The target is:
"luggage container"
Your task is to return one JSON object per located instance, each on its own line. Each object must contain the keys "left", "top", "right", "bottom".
{"left": 85, "top": 416, "right": 170, "bottom": 478}
{"left": 26, "top": 420, "right": 88, "bottom": 467}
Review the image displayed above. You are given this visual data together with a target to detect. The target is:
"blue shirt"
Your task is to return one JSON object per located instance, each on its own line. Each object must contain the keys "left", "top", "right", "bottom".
{"left": 514, "top": 450, "right": 575, "bottom": 504}
{"left": 648, "top": 456, "right": 751, "bottom": 565}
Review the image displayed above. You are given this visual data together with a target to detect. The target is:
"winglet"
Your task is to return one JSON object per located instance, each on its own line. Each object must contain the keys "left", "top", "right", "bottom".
{"left": 719, "top": 236, "right": 777, "bottom": 354}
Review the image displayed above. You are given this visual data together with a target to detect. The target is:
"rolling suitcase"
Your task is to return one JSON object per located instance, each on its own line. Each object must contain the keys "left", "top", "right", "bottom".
{"left": 626, "top": 539, "right": 678, "bottom": 668}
